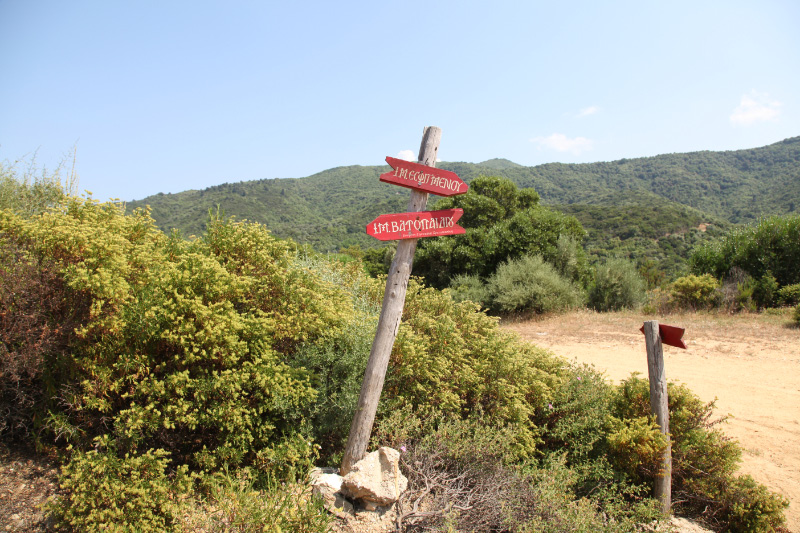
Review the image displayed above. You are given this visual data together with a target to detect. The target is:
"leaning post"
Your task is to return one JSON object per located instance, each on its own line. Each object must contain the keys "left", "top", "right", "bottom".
{"left": 340, "top": 127, "right": 441, "bottom": 475}
{"left": 643, "top": 320, "right": 672, "bottom": 514}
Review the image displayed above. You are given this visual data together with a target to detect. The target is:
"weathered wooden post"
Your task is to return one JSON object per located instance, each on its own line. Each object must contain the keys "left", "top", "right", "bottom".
{"left": 640, "top": 321, "right": 686, "bottom": 514}
{"left": 643, "top": 320, "right": 671, "bottom": 513}
{"left": 340, "top": 127, "right": 467, "bottom": 475}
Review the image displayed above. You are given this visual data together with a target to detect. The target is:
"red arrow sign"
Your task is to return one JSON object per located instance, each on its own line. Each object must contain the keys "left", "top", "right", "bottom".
{"left": 380, "top": 157, "right": 468, "bottom": 196}
{"left": 639, "top": 323, "right": 687, "bottom": 349}
{"left": 367, "top": 208, "right": 465, "bottom": 241}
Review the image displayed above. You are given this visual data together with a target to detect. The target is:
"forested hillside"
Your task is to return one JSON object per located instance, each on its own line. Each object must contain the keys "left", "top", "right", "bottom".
{"left": 127, "top": 137, "right": 799, "bottom": 252}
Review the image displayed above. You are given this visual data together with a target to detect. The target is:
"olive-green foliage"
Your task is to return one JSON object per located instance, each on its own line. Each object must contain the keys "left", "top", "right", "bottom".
{"left": 49, "top": 440, "right": 192, "bottom": 532}
{"left": 794, "top": 304, "right": 800, "bottom": 326}
{"left": 287, "top": 255, "right": 380, "bottom": 460}
{"left": 588, "top": 258, "right": 647, "bottom": 311}
{"left": 536, "top": 363, "right": 658, "bottom": 519}
{"left": 414, "top": 175, "right": 585, "bottom": 289}
{"left": 669, "top": 273, "right": 721, "bottom": 310}
{"left": 533, "top": 367, "right": 788, "bottom": 530}
{"left": 0, "top": 199, "right": 349, "bottom": 477}
{"left": 691, "top": 215, "right": 800, "bottom": 290}
{"left": 613, "top": 376, "right": 788, "bottom": 531}
{"left": 487, "top": 254, "right": 584, "bottom": 314}
{"left": 447, "top": 273, "right": 490, "bottom": 308}
{"left": 552, "top": 234, "right": 591, "bottom": 286}
{"left": 375, "top": 414, "right": 655, "bottom": 533}
{"left": 751, "top": 272, "right": 780, "bottom": 309}
{"left": 557, "top": 191, "right": 726, "bottom": 280}
{"left": 362, "top": 242, "right": 395, "bottom": 277}
{"left": 777, "top": 283, "right": 800, "bottom": 306}
{"left": 181, "top": 469, "right": 331, "bottom": 532}
{"left": 382, "top": 280, "right": 566, "bottom": 458}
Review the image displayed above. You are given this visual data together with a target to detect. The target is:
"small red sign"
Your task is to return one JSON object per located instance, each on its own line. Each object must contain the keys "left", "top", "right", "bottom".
{"left": 367, "top": 209, "right": 465, "bottom": 241}
{"left": 639, "top": 324, "right": 687, "bottom": 349}
{"left": 380, "top": 157, "right": 468, "bottom": 196}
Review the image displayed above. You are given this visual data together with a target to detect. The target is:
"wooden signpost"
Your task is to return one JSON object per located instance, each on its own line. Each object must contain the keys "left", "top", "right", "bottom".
{"left": 341, "top": 127, "right": 467, "bottom": 475}
{"left": 641, "top": 321, "right": 687, "bottom": 514}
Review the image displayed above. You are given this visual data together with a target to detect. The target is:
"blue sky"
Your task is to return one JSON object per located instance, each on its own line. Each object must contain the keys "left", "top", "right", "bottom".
{"left": 1, "top": 0, "right": 798, "bottom": 202}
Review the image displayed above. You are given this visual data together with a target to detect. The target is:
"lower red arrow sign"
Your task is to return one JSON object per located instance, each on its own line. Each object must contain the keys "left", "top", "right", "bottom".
{"left": 639, "top": 323, "right": 687, "bottom": 349}
{"left": 367, "top": 208, "right": 465, "bottom": 241}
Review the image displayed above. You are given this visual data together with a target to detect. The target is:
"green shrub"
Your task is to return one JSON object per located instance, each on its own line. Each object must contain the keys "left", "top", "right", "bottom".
{"left": 447, "top": 272, "right": 490, "bottom": 307}
{"left": 669, "top": 273, "right": 720, "bottom": 310}
{"left": 777, "top": 283, "right": 800, "bottom": 306}
{"left": 288, "top": 255, "right": 380, "bottom": 461}
{"left": 690, "top": 215, "right": 800, "bottom": 287}
{"left": 0, "top": 201, "right": 348, "bottom": 475}
{"left": 182, "top": 469, "right": 331, "bottom": 533}
{"left": 49, "top": 441, "right": 191, "bottom": 532}
{"left": 588, "top": 258, "right": 647, "bottom": 311}
{"left": 752, "top": 272, "right": 780, "bottom": 309}
{"left": 487, "top": 254, "right": 584, "bottom": 314}
{"left": 605, "top": 415, "right": 667, "bottom": 482}
{"left": 552, "top": 234, "right": 590, "bottom": 286}
{"left": 612, "top": 376, "right": 788, "bottom": 531}
{"left": 382, "top": 280, "right": 566, "bottom": 458}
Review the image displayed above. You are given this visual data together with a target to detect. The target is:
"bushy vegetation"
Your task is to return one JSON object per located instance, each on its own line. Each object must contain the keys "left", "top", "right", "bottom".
{"left": 374, "top": 415, "right": 659, "bottom": 532}
{"left": 613, "top": 377, "right": 789, "bottom": 531}
{"left": 588, "top": 258, "right": 647, "bottom": 312}
{"left": 668, "top": 274, "right": 721, "bottom": 310}
{"left": 412, "top": 175, "right": 586, "bottom": 289}
{"left": 0, "top": 169, "right": 790, "bottom": 531}
{"left": 691, "top": 215, "right": 800, "bottom": 308}
{"left": 486, "top": 254, "right": 584, "bottom": 315}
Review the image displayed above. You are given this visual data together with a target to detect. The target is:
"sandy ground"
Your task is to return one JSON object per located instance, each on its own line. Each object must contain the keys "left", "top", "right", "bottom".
{"left": 504, "top": 309, "right": 800, "bottom": 532}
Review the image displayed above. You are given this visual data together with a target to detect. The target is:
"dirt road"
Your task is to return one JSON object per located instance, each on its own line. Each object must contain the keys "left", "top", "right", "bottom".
{"left": 504, "top": 309, "right": 800, "bottom": 531}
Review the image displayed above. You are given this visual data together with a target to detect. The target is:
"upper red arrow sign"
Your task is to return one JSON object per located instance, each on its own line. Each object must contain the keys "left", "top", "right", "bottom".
{"left": 380, "top": 157, "right": 468, "bottom": 196}
{"left": 639, "top": 323, "right": 688, "bottom": 349}
{"left": 367, "top": 208, "right": 465, "bottom": 241}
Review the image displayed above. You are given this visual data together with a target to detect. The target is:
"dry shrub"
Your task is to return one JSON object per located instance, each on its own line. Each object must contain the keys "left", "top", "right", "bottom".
{"left": 0, "top": 242, "right": 85, "bottom": 439}
{"left": 380, "top": 415, "right": 633, "bottom": 533}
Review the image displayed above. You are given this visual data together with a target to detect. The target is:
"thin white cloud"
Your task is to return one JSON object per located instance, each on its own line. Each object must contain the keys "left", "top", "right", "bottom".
{"left": 576, "top": 105, "right": 600, "bottom": 118}
{"left": 396, "top": 149, "right": 415, "bottom": 161}
{"left": 730, "top": 91, "right": 782, "bottom": 125}
{"left": 531, "top": 133, "right": 594, "bottom": 155}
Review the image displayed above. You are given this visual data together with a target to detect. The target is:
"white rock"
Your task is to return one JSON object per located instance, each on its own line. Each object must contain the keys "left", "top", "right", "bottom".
{"left": 310, "top": 468, "right": 354, "bottom": 515}
{"left": 341, "top": 446, "right": 408, "bottom": 506}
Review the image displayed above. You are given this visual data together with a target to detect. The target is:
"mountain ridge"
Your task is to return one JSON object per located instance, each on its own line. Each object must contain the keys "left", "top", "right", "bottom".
{"left": 126, "top": 136, "right": 799, "bottom": 252}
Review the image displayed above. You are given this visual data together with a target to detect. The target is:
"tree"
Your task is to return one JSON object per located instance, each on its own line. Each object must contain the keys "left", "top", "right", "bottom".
{"left": 690, "top": 215, "right": 800, "bottom": 288}
{"left": 413, "top": 176, "right": 585, "bottom": 288}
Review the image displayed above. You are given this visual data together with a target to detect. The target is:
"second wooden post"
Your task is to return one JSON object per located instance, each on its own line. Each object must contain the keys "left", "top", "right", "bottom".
{"left": 643, "top": 320, "right": 672, "bottom": 514}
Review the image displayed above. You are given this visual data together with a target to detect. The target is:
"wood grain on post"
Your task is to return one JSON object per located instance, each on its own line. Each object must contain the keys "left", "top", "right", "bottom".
{"left": 643, "top": 320, "right": 672, "bottom": 514}
{"left": 340, "top": 126, "right": 441, "bottom": 475}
